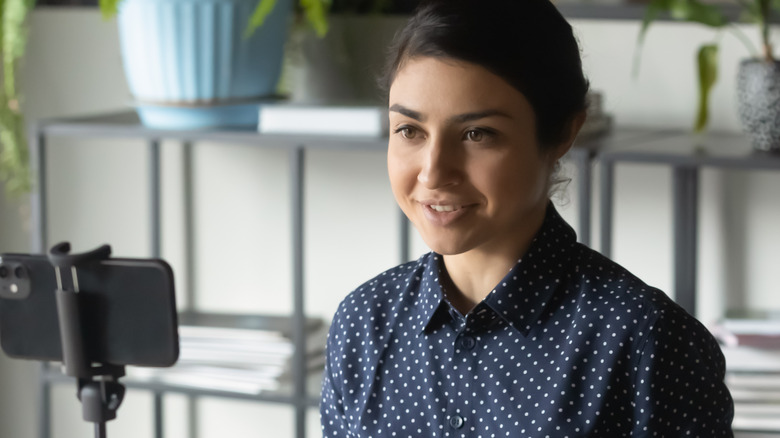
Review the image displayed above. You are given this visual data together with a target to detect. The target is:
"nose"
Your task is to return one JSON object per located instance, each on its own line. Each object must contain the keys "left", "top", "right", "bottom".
{"left": 418, "top": 135, "right": 462, "bottom": 189}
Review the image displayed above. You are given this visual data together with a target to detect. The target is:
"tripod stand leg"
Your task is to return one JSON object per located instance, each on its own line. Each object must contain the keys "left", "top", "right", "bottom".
{"left": 95, "top": 422, "right": 107, "bottom": 438}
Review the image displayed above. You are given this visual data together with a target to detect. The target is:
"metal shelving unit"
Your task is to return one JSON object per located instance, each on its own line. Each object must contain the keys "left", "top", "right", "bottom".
{"left": 29, "top": 111, "right": 392, "bottom": 438}
{"left": 598, "top": 130, "right": 780, "bottom": 316}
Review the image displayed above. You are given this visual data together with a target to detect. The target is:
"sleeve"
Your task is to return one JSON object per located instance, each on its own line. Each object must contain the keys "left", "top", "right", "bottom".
{"left": 320, "top": 307, "right": 355, "bottom": 437}
{"left": 631, "top": 305, "right": 734, "bottom": 437}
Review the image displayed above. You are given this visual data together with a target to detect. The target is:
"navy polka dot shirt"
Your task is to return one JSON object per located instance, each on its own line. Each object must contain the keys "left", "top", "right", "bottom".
{"left": 321, "top": 205, "right": 734, "bottom": 437}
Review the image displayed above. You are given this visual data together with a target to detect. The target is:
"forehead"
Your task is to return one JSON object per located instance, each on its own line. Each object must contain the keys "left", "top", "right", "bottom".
{"left": 389, "top": 57, "right": 532, "bottom": 118}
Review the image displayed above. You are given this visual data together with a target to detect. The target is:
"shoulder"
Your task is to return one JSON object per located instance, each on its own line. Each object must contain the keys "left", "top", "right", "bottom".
{"left": 568, "top": 243, "right": 717, "bottom": 344}
{"left": 570, "top": 243, "right": 676, "bottom": 312}
{"left": 327, "top": 253, "right": 431, "bottom": 346}
{"left": 324, "top": 253, "right": 433, "bottom": 391}
{"left": 567, "top": 242, "right": 725, "bottom": 363}
{"left": 333, "top": 253, "right": 429, "bottom": 317}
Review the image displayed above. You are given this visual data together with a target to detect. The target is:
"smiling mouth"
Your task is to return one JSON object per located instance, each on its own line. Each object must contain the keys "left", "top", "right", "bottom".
{"left": 429, "top": 205, "right": 461, "bottom": 212}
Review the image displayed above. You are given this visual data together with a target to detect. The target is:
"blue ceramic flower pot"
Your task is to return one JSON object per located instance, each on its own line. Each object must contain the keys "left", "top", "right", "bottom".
{"left": 117, "top": 0, "right": 292, "bottom": 129}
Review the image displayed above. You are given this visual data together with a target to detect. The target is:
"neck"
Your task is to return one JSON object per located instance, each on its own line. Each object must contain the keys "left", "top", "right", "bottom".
{"left": 442, "top": 252, "right": 517, "bottom": 314}
{"left": 441, "top": 204, "right": 549, "bottom": 315}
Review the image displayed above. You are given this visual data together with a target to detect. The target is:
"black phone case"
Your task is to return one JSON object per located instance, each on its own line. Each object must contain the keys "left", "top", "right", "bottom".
{"left": 0, "top": 253, "right": 179, "bottom": 367}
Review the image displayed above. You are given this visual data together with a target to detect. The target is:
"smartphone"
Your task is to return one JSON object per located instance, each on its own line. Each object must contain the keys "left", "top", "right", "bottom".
{"left": 0, "top": 253, "right": 179, "bottom": 367}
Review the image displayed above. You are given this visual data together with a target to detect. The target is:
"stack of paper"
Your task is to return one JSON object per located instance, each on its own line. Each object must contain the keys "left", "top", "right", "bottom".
{"left": 128, "top": 313, "right": 328, "bottom": 395}
{"left": 712, "top": 309, "right": 780, "bottom": 432}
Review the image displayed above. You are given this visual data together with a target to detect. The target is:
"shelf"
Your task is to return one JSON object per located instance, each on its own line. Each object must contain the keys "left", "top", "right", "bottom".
{"left": 43, "top": 365, "right": 323, "bottom": 408}
{"left": 599, "top": 131, "right": 780, "bottom": 170}
{"left": 34, "top": 111, "right": 389, "bottom": 151}
{"left": 557, "top": 0, "right": 780, "bottom": 23}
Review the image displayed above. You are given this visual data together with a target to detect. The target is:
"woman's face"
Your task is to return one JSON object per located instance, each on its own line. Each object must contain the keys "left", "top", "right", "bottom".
{"left": 387, "top": 57, "right": 564, "bottom": 258}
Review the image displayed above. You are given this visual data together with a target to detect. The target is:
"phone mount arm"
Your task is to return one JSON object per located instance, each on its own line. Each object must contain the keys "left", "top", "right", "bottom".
{"left": 48, "top": 242, "right": 126, "bottom": 438}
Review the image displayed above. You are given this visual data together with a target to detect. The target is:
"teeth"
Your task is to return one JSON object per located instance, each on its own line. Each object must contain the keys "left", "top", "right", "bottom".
{"left": 430, "top": 205, "right": 458, "bottom": 212}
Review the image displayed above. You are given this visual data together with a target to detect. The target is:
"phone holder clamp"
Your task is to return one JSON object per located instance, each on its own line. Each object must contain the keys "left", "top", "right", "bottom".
{"left": 48, "top": 242, "right": 126, "bottom": 438}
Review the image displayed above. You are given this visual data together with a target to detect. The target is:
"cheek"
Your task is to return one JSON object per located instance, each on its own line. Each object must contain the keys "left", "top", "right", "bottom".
{"left": 470, "top": 155, "right": 551, "bottom": 207}
{"left": 387, "top": 146, "right": 416, "bottom": 199}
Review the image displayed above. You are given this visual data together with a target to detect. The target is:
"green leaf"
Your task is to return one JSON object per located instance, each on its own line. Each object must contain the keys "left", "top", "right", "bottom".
{"left": 245, "top": 0, "right": 277, "bottom": 38}
{"left": 638, "top": 0, "right": 669, "bottom": 49}
{"left": 671, "top": 0, "right": 728, "bottom": 27}
{"left": 99, "top": 0, "right": 122, "bottom": 19}
{"left": 634, "top": 0, "right": 670, "bottom": 78}
{"left": 300, "top": 0, "right": 330, "bottom": 38}
{"left": 695, "top": 44, "right": 718, "bottom": 132}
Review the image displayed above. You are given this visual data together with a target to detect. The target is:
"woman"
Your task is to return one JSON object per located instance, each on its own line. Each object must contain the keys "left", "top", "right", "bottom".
{"left": 321, "top": 0, "right": 734, "bottom": 436}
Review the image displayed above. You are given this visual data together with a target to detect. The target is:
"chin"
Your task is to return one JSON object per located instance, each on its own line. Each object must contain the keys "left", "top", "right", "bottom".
{"left": 421, "top": 237, "right": 472, "bottom": 256}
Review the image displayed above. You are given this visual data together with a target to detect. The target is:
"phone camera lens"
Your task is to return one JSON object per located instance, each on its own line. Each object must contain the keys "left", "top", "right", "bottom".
{"left": 13, "top": 266, "right": 25, "bottom": 279}
{"left": 0, "top": 265, "right": 8, "bottom": 278}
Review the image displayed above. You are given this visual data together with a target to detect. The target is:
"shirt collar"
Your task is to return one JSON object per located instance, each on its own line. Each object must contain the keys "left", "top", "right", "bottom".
{"left": 414, "top": 253, "right": 447, "bottom": 333}
{"left": 415, "top": 203, "right": 577, "bottom": 336}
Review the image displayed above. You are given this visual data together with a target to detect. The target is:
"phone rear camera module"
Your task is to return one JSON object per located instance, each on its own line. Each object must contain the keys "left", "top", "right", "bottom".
{"left": 0, "top": 262, "right": 30, "bottom": 299}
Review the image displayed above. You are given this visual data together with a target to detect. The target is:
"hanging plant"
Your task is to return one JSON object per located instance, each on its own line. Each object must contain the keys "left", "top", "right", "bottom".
{"left": 0, "top": 0, "right": 35, "bottom": 197}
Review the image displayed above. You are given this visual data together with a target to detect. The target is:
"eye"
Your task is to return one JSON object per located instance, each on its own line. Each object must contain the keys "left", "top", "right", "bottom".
{"left": 394, "top": 125, "right": 419, "bottom": 139}
{"left": 465, "top": 129, "right": 484, "bottom": 142}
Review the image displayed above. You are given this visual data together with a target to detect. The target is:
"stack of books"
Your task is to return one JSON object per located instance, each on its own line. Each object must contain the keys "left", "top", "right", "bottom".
{"left": 257, "top": 102, "right": 388, "bottom": 137}
{"left": 712, "top": 310, "right": 780, "bottom": 432}
{"left": 128, "top": 312, "right": 328, "bottom": 395}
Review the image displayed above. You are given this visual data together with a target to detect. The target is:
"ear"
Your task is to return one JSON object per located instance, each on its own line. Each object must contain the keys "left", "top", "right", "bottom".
{"left": 551, "top": 110, "right": 587, "bottom": 162}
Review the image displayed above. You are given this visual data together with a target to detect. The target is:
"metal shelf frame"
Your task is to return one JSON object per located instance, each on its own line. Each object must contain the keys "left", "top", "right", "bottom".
{"left": 29, "top": 111, "right": 391, "bottom": 438}
{"left": 556, "top": 1, "right": 780, "bottom": 22}
{"left": 598, "top": 131, "right": 780, "bottom": 316}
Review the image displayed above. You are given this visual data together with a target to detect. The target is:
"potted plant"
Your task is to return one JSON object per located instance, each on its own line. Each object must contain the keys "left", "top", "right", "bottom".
{"left": 282, "top": 0, "right": 418, "bottom": 102}
{"left": 0, "top": 0, "right": 329, "bottom": 197}
{"left": 637, "top": 0, "right": 780, "bottom": 150}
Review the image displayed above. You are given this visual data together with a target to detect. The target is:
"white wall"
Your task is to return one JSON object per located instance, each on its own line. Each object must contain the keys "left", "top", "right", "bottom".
{"left": 0, "top": 9, "right": 778, "bottom": 438}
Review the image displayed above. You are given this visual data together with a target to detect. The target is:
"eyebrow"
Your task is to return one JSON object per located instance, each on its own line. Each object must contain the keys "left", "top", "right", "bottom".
{"left": 449, "top": 109, "right": 512, "bottom": 124}
{"left": 389, "top": 104, "right": 425, "bottom": 121}
{"left": 388, "top": 104, "right": 512, "bottom": 124}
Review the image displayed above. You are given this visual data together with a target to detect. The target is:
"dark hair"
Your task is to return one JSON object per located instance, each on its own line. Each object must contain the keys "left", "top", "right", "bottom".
{"left": 381, "top": 0, "right": 590, "bottom": 149}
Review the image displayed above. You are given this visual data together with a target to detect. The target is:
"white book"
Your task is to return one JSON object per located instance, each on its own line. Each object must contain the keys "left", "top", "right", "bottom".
{"left": 128, "top": 366, "right": 281, "bottom": 395}
{"left": 179, "top": 325, "right": 289, "bottom": 342}
{"left": 732, "top": 416, "right": 780, "bottom": 431}
{"left": 722, "top": 346, "right": 780, "bottom": 372}
{"left": 727, "top": 372, "right": 780, "bottom": 390}
{"left": 734, "top": 401, "right": 780, "bottom": 417}
{"left": 717, "top": 309, "right": 780, "bottom": 335}
{"left": 730, "top": 388, "right": 780, "bottom": 402}
{"left": 258, "top": 103, "right": 388, "bottom": 137}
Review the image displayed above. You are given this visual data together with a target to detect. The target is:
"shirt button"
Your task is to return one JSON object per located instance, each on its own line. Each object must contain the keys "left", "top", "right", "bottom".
{"left": 449, "top": 414, "right": 464, "bottom": 429}
{"left": 458, "top": 336, "right": 476, "bottom": 350}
